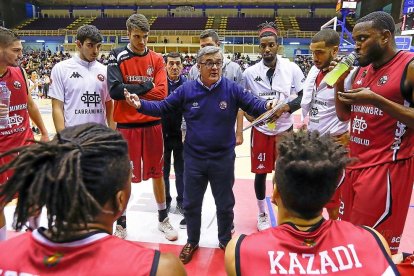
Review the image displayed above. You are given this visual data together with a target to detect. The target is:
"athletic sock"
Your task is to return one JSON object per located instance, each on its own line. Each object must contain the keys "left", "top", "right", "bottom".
{"left": 158, "top": 209, "right": 168, "bottom": 222}
{"left": 0, "top": 226, "right": 6, "bottom": 241}
{"left": 157, "top": 202, "right": 167, "bottom": 211}
{"left": 257, "top": 199, "right": 267, "bottom": 215}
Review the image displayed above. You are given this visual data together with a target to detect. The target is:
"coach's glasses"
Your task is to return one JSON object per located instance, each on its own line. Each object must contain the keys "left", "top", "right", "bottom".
{"left": 199, "top": 60, "right": 223, "bottom": 69}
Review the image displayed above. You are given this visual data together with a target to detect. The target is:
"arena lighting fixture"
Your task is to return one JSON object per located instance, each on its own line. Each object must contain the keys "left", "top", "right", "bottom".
{"left": 36, "top": 40, "right": 45, "bottom": 43}
{"left": 289, "top": 42, "right": 300, "bottom": 45}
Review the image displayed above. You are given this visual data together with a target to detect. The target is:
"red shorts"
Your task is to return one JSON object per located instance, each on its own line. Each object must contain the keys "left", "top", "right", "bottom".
{"left": 250, "top": 128, "right": 278, "bottom": 174}
{"left": 339, "top": 157, "right": 414, "bottom": 254}
{"left": 118, "top": 124, "right": 164, "bottom": 183}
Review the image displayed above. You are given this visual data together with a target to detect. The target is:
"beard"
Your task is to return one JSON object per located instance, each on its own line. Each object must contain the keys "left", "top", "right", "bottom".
{"left": 358, "top": 42, "right": 383, "bottom": 67}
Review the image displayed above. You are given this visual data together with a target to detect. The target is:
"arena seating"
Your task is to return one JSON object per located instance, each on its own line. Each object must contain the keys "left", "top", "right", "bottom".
{"left": 90, "top": 17, "right": 128, "bottom": 30}
{"left": 150, "top": 17, "right": 208, "bottom": 30}
{"left": 226, "top": 17, "right": 275, "bottom": 30}
{"left": 20, "top": 18, "right": 75, "bottom": 30}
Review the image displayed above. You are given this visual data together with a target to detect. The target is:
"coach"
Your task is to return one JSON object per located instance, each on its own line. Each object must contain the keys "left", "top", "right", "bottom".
{"left": 124, "top": 46, "right": 278, "bottom": 264}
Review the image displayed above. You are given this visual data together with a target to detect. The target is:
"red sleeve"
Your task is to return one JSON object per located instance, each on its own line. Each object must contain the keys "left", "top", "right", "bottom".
{"left": 141, "top": 54, "right": 167, "bottom": 101}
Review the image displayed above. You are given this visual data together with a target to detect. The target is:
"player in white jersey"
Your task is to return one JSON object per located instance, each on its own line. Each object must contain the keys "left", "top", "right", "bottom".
{"left": 49, "top": 25, "right": 114, "bottom": 132}
{"left": 187, "top": 29, "right": 244, "bottom": 146}
{"left": 301, "top": 29, "right": 353, "bottom": 220}
{"left": 242, "top": 22, "right": 304, "bottom": 231}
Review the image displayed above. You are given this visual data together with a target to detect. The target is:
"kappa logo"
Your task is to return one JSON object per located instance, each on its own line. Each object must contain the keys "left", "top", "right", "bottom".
{"left": 13, "top": 80, "right": 21, "bottom": 89}
{"left": 377, "top": 75, "right": 388, "bottom": 86}
{"left": 257, "top": 164, "right": 265, "bottom": 170}
{"left": 70, "top": 72, "right": 83, "bottom": 78}
{"left": 254, "top": 76, "right": 263, "bottom": 82}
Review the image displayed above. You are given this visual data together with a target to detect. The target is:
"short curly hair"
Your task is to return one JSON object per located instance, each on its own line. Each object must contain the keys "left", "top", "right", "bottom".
{"left": 275, "top": 131, "right": 351, "bottom": 220}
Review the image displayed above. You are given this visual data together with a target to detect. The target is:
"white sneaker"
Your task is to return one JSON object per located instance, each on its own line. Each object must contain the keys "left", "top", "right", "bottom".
{"left": 158, "top": 217, "right": 178, "bottom": 241}
{"left": 114, "top": 225, "right": 127, "bottom": 239}
{"left": 257, "top": 213, "right": 271, "bottom": 231}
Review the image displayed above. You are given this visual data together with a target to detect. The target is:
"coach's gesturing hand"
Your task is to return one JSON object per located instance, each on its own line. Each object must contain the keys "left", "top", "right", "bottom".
{"left": 124, "top": 88, "right": 142, "bottom": 109}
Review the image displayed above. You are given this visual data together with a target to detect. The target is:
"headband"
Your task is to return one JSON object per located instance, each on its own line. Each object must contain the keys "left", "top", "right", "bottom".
{"left": 259, "top": 27, "right": 278, "bottom": 36}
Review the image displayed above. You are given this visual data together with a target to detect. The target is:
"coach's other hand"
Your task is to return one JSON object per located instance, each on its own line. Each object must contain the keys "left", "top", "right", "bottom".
{"left": 124, "top": 88, "right": 141, "bottom": 109}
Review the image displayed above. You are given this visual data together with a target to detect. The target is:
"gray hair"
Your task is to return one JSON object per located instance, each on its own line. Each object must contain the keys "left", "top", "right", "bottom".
{"left": 126, "top": 14, "right": 150, "bottom": 32}
{"left": 196, "top": 46, "right": 223, "bottom": 64}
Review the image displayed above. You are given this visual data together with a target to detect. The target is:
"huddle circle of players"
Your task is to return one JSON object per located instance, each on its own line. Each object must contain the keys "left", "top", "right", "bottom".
{"left": 0, "top": 10, "right": 413, "bottom": 275}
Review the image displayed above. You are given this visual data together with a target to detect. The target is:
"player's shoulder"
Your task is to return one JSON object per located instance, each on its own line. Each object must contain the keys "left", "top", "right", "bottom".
{"left": 243, "top": 62, "right": 260, "bottom": 75}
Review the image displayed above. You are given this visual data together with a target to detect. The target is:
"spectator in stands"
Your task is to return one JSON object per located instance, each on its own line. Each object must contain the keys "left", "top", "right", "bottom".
{"left": 49, "top": 25, "right": 114, "bottom": 132}
{"left": 107, "top": 13, "right": 177, "bottom": 241}
{"left": 0, "top": 123, "right": 186, "bottom": 276}
{"left": 124, "top": 46, "right": 279, "bottom": 264}
{"left": 225, "top": 131, "right": 399, "bottom": 276}
{"left": 242, "top": 22, "right": 304, "bottom": 232}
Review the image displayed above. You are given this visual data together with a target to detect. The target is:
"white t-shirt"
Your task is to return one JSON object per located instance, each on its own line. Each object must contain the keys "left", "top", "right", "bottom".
{"left": 49, "top": 55, "right": 111, "bottom": 128}
{"left": 242, "top": 56, "right": 305, "bottom": 135}
{"left": 301, "top": 65, "right": 354, "bottom": 136}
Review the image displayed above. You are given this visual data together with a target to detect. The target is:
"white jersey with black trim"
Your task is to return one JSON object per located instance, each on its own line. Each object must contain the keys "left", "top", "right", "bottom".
{"left": 242, "top": 56, "right": 305, "bottom": 135}
{"left": 49, "top": 55, "right": 111, "bottom": 128}
{"left": 188, "top": 58, "right": 243, "bottom": 84}
{"left": 301, "top": 65, "right": 355, "bottom": 136}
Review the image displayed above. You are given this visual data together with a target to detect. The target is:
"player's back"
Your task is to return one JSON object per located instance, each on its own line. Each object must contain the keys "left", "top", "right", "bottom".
{"left": 237, "top": 220, "right": 398, "bottom": 275}
{"left": 0, "top": 229, "right": 159, "bottom": 276}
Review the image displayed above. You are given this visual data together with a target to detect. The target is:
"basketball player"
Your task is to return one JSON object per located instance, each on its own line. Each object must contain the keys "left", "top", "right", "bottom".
{"left": 0, "top": 27, "right": 49, "bottom": 241}
{"left": 301, "top": 29, "right": 352, "bottom": 220}
{"left": 225, "top": 131, "right": 399, "bottom": 275}
{"left": 0, "top": 123, "right": 185, "bottom": 275}
{"left": 335, "top": 11, "right": 414, "bottom": 254}
{"left": 107, "top": 14, "right": 177, "bottom": 241}
{"left": 242, "top": 22, "right": 304, "bottom": 231}
{"left": 49, "top": 25, "right": 114, "bottom": 131}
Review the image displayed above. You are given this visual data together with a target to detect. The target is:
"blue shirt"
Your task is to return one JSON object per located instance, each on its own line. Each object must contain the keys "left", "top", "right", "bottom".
{"left": 139, "top": 77, "right": 268, "bottom": 158}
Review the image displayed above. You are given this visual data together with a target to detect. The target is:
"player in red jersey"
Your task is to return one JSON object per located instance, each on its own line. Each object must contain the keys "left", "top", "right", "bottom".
{"left": 335, "top": 11, "right": 414, "bottom": 254}
{"left": 107, "top": 14, "right": 177, "bottom": 241}
{"left": 225, "top": 131, "right": 398, "bottom": 275}
{"left": 0, "top": 27, "right": 49, "bottom": 241}
{"left": 0, "top": 123, "right": 186, "bottom": 276}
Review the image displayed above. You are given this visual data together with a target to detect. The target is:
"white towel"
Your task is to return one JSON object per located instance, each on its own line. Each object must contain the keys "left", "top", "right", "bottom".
{"left": 300, "top": 65, "right": 320, "bottom": 121}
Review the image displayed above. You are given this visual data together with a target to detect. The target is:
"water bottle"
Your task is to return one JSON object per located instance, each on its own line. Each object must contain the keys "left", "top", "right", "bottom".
{"left": 323, "top": 52, "right": 357, "bottom": 87}
{"left": 0, "top": 82, "right": 11, "bottom": 129}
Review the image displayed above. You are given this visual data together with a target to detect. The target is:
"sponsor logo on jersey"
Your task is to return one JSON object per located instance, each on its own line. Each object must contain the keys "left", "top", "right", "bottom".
{"left": 191, "top": 102, "right": 199, "bottom": 109}
{"left": 81, "top": 91, "right": 101, "bottom": 107}
{"left": 147, "top": 65, "right": 154, "bottom": 76}
{"left": 377, "top": 75, "right": 388, "bottom": 86}
{"left": 219, "top": 101, "right": 227, "bottom": 110}
{"left": 13, "top": 80, "right": 21, "bottom": 89}
{"left": 254, "top": 76, "right": 263, "bottom": 82}
{"left": 310, "top": 106, "right": 319, "bottom": 117}
{"left": 97, "top": 74, "right": 105, "bottom": 82}
{"left": 70, "top": 72, "right": 83, "bottom": 79}
{"left": 43, "top": 252, "right": 64, "bottom": 267}
{"left": 257, "top": 164, "right": 265, "bottom": 170}
{"left": 351, "top": 116, "right": 367, "bottom": 134}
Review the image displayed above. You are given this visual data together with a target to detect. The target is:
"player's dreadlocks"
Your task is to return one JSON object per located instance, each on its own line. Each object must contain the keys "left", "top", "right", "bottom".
{"left": 275, "top": 131, "right": 351, "bottom": 219}
{"left": 0, "top": 123, "right": 130, "bottom": 239}
{"left": 258, "top": 21, "right": 278, "bottom": 39}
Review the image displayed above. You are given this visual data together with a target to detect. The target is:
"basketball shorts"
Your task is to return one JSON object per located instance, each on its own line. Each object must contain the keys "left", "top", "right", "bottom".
{"left": 0, "top": 154, "right": 14, "bottom": 185}
{"left": 118, "top": 124, "right": 164, "bottom": 183}
{"left": 339, "top": 157, "right": 414, "bottom": 254}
